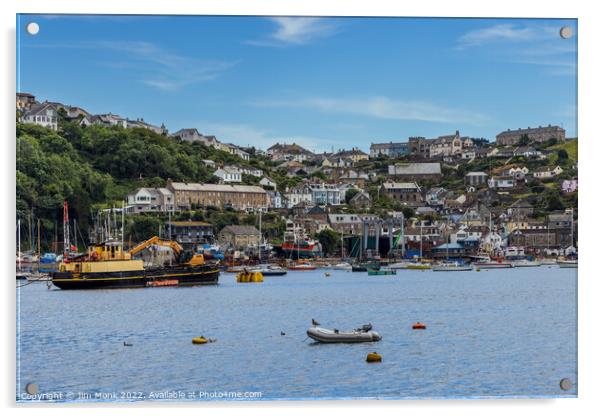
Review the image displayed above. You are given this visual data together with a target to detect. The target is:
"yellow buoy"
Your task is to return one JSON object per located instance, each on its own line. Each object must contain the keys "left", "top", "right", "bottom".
{"left": 236, "top": 271, "right": 263, "bottom": 283}
{"left": 476, "top": 268, "right": 481, "bottom": 272}
{"left": 192, "top": 336, "right": 208, "bottom": 344}
{"left": 366, "top": 352, "right": 382, "bottom": 362}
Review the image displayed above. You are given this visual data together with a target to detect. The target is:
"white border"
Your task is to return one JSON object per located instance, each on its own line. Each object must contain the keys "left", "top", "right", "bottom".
{"left": 2, "top": 0, "right": 600, "bottom": 415}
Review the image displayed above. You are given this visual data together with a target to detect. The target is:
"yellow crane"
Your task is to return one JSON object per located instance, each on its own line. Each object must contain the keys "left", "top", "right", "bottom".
{"left": 128, "top": 236, "right": 206, "bottom": 266}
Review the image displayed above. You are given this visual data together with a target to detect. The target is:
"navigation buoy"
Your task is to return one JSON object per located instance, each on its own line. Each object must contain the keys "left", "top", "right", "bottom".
{"left": 412, "top": 322, "right": 427, "bottom": 330}
{"left": 366, "top": 352, "right": 382, "bottom": 362}
{"left": 192, "top": 336, "right": 209, "bottom": 344}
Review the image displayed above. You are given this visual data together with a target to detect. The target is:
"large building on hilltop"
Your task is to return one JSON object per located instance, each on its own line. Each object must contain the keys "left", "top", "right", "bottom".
{"left": 369, "top": 141, "right": 410, "bottom": 158}
{"left": 496, "top": 125, "right": 566, "bottom": 146}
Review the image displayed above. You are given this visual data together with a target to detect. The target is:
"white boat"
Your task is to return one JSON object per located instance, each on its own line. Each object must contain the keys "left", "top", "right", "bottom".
{"left": 389, "top": 261, "right": 411, "bottom": 269}
{"left": 332, "top": 262, "right": 352, "bottom": 271}
{"left": 540, "top": 258, "right": 558, "bottom": 266}
{"left": 307, "top": 324, "right": 382, "bottom": 343}
{"left": 432, "top": 261, "right": 473, "bottom": 272}
{"left": 25, "top": 272, "right": 51, "bottom": 282}
{"left": 558, "top": 259, "right": 578, "bottom": 268}
{"left": 249, "top": 264, "right": 287, "bottom": 276}
{"left": 511, "top": 259, "right": 541, "bottom": 268}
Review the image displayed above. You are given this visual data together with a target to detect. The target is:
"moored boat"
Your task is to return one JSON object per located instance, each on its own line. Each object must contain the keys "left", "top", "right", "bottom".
{"left": 432, "top": 261, "right": 473, "bottom": 272}
{"left": 307, "top": 324, "right": 382, "bottom": 343}
{"left": 51, "top": 236, "right": 219, "bottom": 290}
{"left": 249, "top": 264, "right": 287, "bottom": 276}
{"left": 557, "top": 259, "right": 578, "bottom": 268}
{"left": 288, "top": 262, "right": 316, "bottom": 271}
{"left": 367, "top": 268, "right": 396, "bottom": 276}
{"left": 511, "top": 259, "right": 541, "bottom": 267}
{"left": 333, "top": 262, "right": 352, "bottom": 271}
{"left": 406, "top": 262, "right": 431, "bottom": 270}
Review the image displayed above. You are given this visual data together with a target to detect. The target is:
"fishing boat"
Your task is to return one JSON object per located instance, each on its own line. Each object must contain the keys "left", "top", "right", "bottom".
{"left": 473, "top": 254, "right": 513, "bottom": 269}
{"left": 249, "top": 264, "right": 287, "bottom": 276}
{"left": 557, "top": 259, "right": 578, "bottom": 268}
{"left": 367, "top": 268, "right": 396, "bottom": 276}
{"left": 307, "top": 323, "right": 382, "bottom": 343}
{"left": 432, "top": 261, "right": 473, "bottom": 272}
{"left": 281, "top": 221, "right": 322, "bottom": 259}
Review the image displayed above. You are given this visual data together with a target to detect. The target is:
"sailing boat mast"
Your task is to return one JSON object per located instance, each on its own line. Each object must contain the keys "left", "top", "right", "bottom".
{"left": 258, "top": 210, "right": 262, "bottom": 262}
{"left": 17, "top": 219, "right": 21, "bottom": 273}
{"left": 63, "top": 200, "right": 70, "bottom": 257}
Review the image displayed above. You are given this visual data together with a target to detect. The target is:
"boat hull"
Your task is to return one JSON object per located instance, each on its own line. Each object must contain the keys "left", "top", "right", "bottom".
{"left": 432, "top": 266, "right": 473, "bottom": 272}
{"left": 474, "top": 263, "right": 513, "bottom": 269}
{"left": 307, "top": 327, "right": 382, "bottom": 343}
{"left": 51, "top": 265, "right": 219, "bottom": 290}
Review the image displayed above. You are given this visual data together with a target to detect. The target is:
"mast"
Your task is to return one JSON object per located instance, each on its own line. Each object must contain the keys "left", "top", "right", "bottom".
{"left": 17, "top": 219, "right": 21, "bottom": 272}
{"left": 419, "top": 221, "right": 423, "bottom": 259}
{"left": 37, "top": 218, "right": 41, "bottom": 269}
{"left": 258, "top": 210, "right": 262, "bottom": 262}
{"left": 122, "top": 201, "right": 125, "bottom": 258}
{"left": 73, "top": 218, "right": 77, "bottom": 252}
{"left": 63, "top": 200, "right": 70, "bottom": 257}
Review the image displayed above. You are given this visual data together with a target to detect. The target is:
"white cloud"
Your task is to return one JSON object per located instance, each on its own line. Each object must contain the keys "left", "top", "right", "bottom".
{"left": 25, "top": 40, "right": 237, "bottom": 91}
{"left": 251, "top": 96, "right": 488, "bottom": 125}
{"left": 95, "top": 41, "right": 237, "bottom": 91}
{"left": 457, "top": 24, "right": 540, "bottom": 48}
{"left": 455, "top": 23, "right": 576, "bottom": 76}
{"left": 246, "top": 17, "right": 340, "bottom": 47}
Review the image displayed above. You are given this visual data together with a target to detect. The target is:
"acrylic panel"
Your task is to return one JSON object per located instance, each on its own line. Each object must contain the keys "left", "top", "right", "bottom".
{"left": 15, "top": 14, "right": 578, "bottom": 402}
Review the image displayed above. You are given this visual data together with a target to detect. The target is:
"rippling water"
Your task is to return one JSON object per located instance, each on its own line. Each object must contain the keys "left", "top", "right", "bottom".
{"left": 16, "top": 266, "right": 577, "bottom": 401}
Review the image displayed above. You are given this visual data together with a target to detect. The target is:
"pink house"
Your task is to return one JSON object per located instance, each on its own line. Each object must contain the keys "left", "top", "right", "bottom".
{"left": 562, "top": 179, "right": 578, "bottom": 193}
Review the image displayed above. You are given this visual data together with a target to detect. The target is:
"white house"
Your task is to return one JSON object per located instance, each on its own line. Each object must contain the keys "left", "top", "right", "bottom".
{"left": 533, "top": 166, "right": 564, "bottom": 179}
{"left": 126, "top": 187, "right": 174, "bottom": 213}
{"left": 488, "top": 176, "right": 515, "bottom": 189}
{"left": 213, "top": 167, "right": 242, "bottom": 183}
{"left": 21, "top": 102, "right": 58, "bottom": 130}
{"left": 308, "top": 183, "right": 343, "bottom": 206}
{"left": 283, "top": 185, "right": 313, "bottom": 208}
{"left": 259, "top": 177, "right": 277, "bottom": 189}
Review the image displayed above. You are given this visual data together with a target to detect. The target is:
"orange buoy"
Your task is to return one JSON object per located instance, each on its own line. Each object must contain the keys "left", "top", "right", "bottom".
{"left": 366, "top": 352, "right": 382, "bottom": 362}
{"left": 412, "top": 322, "right": 427, "bottom": 330}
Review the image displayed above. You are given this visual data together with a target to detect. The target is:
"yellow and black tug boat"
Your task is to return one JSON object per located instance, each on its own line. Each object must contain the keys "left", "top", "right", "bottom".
{"left": 51, "top": 236, "right": 219, "bottom": 290}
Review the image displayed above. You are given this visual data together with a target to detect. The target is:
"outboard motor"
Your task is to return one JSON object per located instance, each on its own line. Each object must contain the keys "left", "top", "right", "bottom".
{"left": 358, "top": 323, "right": 373, "bottom": 332}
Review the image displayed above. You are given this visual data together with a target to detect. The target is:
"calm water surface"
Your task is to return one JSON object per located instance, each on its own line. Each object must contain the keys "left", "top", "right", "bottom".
{"left": 17, "top": 266, "right": 577, "bottom": 401}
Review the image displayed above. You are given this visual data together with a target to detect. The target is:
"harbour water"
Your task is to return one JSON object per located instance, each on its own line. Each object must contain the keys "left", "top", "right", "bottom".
{"left": 16, "top": 266, "right": 577, "bottom": 401}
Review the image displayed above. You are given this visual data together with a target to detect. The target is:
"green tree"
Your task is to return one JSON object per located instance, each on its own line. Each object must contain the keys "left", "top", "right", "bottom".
{"left": 345, "top": 188, "right": 360, "bottom": 204}
{"left": 317, "top": 229, "right": 341, "bottom": 256}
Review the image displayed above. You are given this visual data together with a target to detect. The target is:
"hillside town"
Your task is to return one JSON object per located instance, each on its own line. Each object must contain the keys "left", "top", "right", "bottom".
{"left": 17, "top": 93, "right": 578, "bottom": 263}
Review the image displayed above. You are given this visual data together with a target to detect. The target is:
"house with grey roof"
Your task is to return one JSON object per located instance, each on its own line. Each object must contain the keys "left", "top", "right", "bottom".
{"left": 20, "top": 102, "right": 59, "bottom": 130}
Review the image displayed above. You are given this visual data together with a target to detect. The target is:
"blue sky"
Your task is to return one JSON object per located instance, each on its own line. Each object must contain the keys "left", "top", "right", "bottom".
{"left": 17, "top": 15, "right": 577, "bottom": 152}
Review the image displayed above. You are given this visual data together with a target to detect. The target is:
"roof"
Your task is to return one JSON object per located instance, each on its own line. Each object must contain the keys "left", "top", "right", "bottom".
{"left": 465, "top": 171, "right": 488, "bottom": 176}
{"left": 23, "top": 102, "right": 57, "bottom": 116}
{"left": 433, "top": 243, "right": 464, "bottom": 250}
{"left": 219, "top": 225, "right": 260, "bottom": 235}
{"left": 328, "top": 214, "right": 363, "bottom": 224}
{"left": 496, "top": 125, "right": 565, "bottom": 137}
{"left": 382, "top": 182, "right": 420, "bottom": 190}
{"left": 389, "top": 163, "right": 441, "bottom": 175}
{"left": 168, "top": 182, "right": 266, "bottom": 194}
